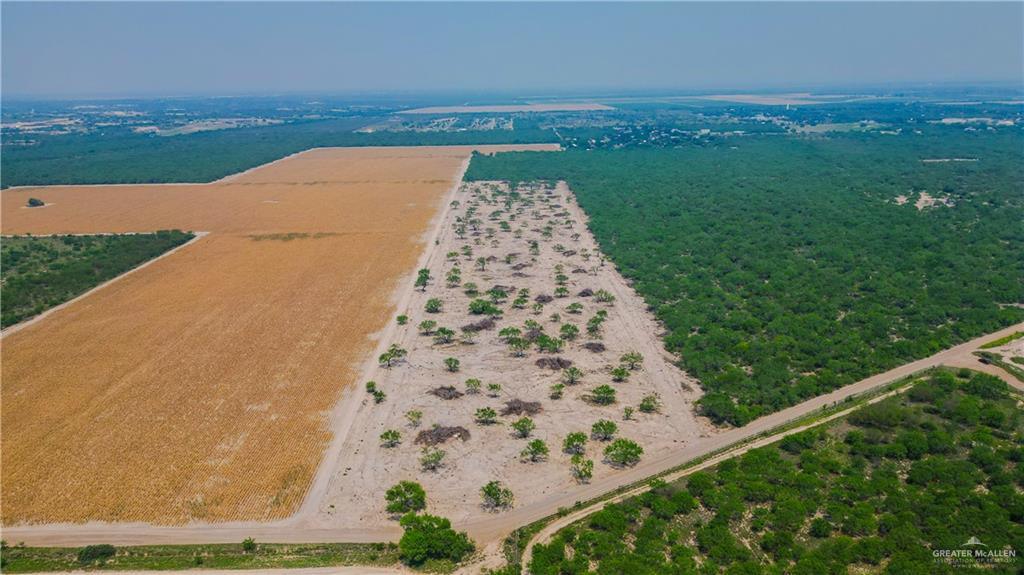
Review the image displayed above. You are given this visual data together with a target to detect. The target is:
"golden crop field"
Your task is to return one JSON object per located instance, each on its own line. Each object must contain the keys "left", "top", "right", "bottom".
{"left": 0, "top": 145, "right": 557, "bottom": 525}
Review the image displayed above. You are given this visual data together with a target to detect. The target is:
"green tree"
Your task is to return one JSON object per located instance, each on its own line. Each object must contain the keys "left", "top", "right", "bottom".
{"left": 511, "top": 417, "right": 536, "bottom": 438}
{"left": 480, "top": 481, "right": 514, "bottom": 510}
{"left": 385, "top": 481, "right": 426, "bottom": 515}
{"left": 591, "top": 419, "right": 618, "bottom": 440}
{"left": 604, "top": 438, "right": 643, "bottom": 467}
{"left": 380, "top": 429, "right": 401, "bottom": 447}
{"left": 521, "top": 439, "right": 550, "bottom": 462}
{"left": 563, "top": 431, "right": 587, "bottom": 454}
{"left": 398, "top": 513, "right": 474, "bottom": 566}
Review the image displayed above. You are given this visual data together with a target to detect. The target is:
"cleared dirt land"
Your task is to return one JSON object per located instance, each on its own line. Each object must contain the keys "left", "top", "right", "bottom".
{"left": 308, "top": 180, "right": 710, "bottom": 531}
{"left": 0, "top": 145, "right": 555, "bottom": 525}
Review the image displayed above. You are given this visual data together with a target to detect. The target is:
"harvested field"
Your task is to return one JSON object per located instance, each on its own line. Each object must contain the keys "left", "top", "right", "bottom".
{"left": 313, "top": 180, "right": 709, "bottom": 529}
{"left": 0, "top": 145, "right": 556, "bottom": 525}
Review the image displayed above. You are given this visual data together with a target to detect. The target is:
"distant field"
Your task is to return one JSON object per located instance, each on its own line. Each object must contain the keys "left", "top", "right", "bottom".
{"left": 467, "top": 131, "right": 1024, "bottom": 425}
{"left": 1, "top": 231, "right": 193, "bottom": 328}
{"left": 399, "top": 103, "right": 614, "bottom": 114}
{"left": 0, "top": 117, "right": 558, "bottom": 188}
{"left": 0, "top": 145, "right": 555, "bottom": 525}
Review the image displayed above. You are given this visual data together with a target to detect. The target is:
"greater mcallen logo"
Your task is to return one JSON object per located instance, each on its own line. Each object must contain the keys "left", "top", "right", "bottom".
{"left": 932, "top": 537, "right": 1017, "bottom": 566}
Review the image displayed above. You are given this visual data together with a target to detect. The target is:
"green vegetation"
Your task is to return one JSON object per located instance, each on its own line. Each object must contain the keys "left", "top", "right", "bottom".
{"left": 0, "top": 540, "right": 400, "bottom": 573}
{"left": 467, "top": 132, "right": 1024, "bottom": 425}
{"left": 1, "top": 117, "right": 556, "bottom": 188}
{"left": 980, "top": 331, "right": 1024, "bottom": 349}
{"left": 398, "top": 513, "right": 475, "bottom": 568}
{"left": 1, "top": 231, "right": 194, "bottom": 328}
{"left": 385, "top": 480, "right": 427, "bottom": 514}
{"left": 529, "top": 370, "right": 1023, "bottom": 574}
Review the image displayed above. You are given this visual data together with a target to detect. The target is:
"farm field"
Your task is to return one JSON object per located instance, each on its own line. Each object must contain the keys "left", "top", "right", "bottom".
{"left": 0, "top": 145, "right": 556, "bottom": 525}
{"left": 310, "top": 179, "right": 711, "bottom": 530}
{"left": 527, "top": 369, "right": 1024, "bottom": 574}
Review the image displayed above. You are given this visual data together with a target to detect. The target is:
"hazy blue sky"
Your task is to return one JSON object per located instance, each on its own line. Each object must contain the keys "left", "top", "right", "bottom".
{"left": 3, "top": 2, "right": 1022, "bottom": 98}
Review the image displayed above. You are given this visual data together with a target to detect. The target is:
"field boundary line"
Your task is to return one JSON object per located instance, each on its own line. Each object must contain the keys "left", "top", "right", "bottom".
{"left": 1, "top": 231, "right": 209, "bottom": 339}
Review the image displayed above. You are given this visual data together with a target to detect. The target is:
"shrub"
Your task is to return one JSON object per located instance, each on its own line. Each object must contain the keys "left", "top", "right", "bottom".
{"left": 562, "top": 366, "right": 584, "bottom": 385}
{"left": 78, "top": 544, "right": 116, "bottom": 564}
{"left": 563, "top": 431, "right": 587, "bottom": 454}
{"left": 481, "top": 480, "right": 514, "bottom": 510}
{"left": 420, "top": 448, "right": 446, "bottom": 471}
{"left": 511, "top": 417, "right": 536, "bottom": 438}
{"left": 475, "top": 407, "right": 498, "bottom": 425}
{"left": 638, "top": 394, "right": 661, "bottom": 413}
{"left": 469, "top": 299, "right": 502, "bottom": 316}
{"left": 571, "top": 455, "right": 594, "bottom": 483}
{"left": 425, "top": 298, "right": 443, "bottom": 313}
{"left": 385, "top": 481, "right": 427, "bottom": 515}
{"left": 590, "top": 384, "right": 617, "bottom": 405}
{"left": 591, "top": 419, "right": 618, "bottom": 440}
{"left": 443, "top": 357, "right": 460, "bottom": 372}
{"left": 521, "top": 439, "right": 550, "bottom": 462}
{"left": 620, "top": 351, "right": 643, "bottom": 370}
{"left": 380, "top": 429, "right": 401, "bottom": 447}
{"left": 604, "top": 438, "right": 643, "bottom": 467}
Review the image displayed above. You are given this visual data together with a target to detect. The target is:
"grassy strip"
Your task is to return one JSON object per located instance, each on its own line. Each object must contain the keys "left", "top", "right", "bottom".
{"left": 979, "top": 331, "right": 1024, "bottom": 349}
{"left": 0, "top": 541, "right": 400, "bottom": 573}
{"left": 491, "top": 368, "right": 937, "bottom": 574}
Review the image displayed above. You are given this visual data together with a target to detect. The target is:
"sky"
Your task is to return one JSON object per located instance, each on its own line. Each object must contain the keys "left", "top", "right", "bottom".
{"left": 2, "top": 2, "right": 1022, "bottom": 99}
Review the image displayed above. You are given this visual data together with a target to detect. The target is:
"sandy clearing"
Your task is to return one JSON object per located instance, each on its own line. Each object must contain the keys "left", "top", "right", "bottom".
{"left": 305, "top": 179, "right": 709, "bottom": 533}
{"left": 0, "top": 145, "right": 556, "bottom": 526}
{"left": 398, "top": 103, "right": 613, "bottom": 114}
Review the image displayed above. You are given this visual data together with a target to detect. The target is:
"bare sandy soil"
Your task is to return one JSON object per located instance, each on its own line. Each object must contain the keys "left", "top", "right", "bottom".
{"left": 305, "top": 180, "right": 709, "bottom": 531}
{"left": 399, "top": 103, "right": 613, "bottom": 114}
{"left": 0, "top": 145, "right": 555, "bottom": 525}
